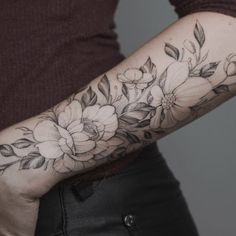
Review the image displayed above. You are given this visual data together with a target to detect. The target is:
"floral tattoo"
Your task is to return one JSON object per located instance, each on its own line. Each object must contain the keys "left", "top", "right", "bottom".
{"left": 0, "top": 20, "right": 236, "bottom": 174}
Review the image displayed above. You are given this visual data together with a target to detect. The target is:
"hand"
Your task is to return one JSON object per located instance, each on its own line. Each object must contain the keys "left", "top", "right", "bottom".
{"left": 0, "top": 173, "right": 40, "bottom": 236}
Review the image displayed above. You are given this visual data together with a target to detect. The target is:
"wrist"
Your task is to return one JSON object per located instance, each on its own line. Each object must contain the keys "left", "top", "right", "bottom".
{"left": 0, "top": 116, "right": 64, "bottom": 198}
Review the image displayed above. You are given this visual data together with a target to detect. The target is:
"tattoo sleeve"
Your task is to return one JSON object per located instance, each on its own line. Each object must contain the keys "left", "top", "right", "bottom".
{"left": 0, "top": 12, "right": 236, "bottom": 191}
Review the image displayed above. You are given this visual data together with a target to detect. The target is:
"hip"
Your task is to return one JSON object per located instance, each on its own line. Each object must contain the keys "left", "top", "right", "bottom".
{"left": 36, "top": 143, "right": 199, "bottom": 236}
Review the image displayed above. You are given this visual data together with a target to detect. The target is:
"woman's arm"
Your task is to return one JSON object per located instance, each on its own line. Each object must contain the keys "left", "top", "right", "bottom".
{"left": 1, "top": 12, "right": 236, "bottom": 198}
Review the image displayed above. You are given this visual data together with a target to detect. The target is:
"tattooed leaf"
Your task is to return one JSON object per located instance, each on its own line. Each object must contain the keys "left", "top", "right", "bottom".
{"left": 32, "top": 156, "right": 45, "bottom": 169}
{"left": 126, "top": 111, "right": 149, "bottom": 121}
{"left": 0, "top": 163, "right": 12, "bottom": 175}
{"left": 81, "top": 86, "right": 97, "bottom": 108}
{"left": 122, "top": 103, "right": 135, "bottom": 113}
{"left": 20, "top": 153, "right": 45, "bottom": 170}
{"left": 134, "top": 103, "right": 155, "bottom": 112}
{"left": 112, "top": 147, "right": 127, "bottom": 159}
{"left": 144, "top": 131, "right": 152, "bottom": 139}
{"left": 126, "top": 133, "right": 140, "bottom": 144}
{"left": 120, "top": 115, "right": 139, "bottom": 124}
{"left": 122, "top": 83, "right": 129, "bottom": 100}
{"left": 191, "top": 105, "right": 202, "bottom": 112}
{"left": 12, "top": 138, "right": 34, "bottom": 149}
{"left": 19, "top": 158, "right": 32, "bottom": 169}
{"left": 159, "top": 69, "right": 167, "bottom": 88}
{"left": 137, "top": 119, "right": 150, "bottom": 128}
{"left": 153, "top": 129, "right": 166, "bottom": 135}
{"left": 123, "top": 102, "right": 154, "bottom": 113}
{"left": 98, "top": 75, "right": 110, "bottom": 101}
{"left": 122, "top": 103, "right": 154, "bottom": 122}
{"left": 0, "top": 144, "right": 15, "bottom": 157}
{"left": 16, "top": 126, "right": 32, "bottom": 133}
{"left": 200, "top": 62, "right": 219, "bottom": 78}
{"left": 213, "top": 85, "right": 230, "bottom": 94}
{"left": 164, "top": 43, "right": 180, "bottom": 60}
{"left": 194, "top": 20, "right": 205, "bottom": 48}
{"left": 140, "top": 57, "right": 157, "bottom": 78}
{"left": 28, "top": 152, "right": 42, "bottom": 158}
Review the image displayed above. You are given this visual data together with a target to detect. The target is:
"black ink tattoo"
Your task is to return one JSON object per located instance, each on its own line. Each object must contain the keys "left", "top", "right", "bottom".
{"left": 0, "top": 20, "right": 236, "bottom": 174}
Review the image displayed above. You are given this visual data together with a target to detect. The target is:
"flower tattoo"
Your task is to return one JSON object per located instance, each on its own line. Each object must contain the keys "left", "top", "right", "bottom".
{"left": 0, "top": 20, "right": 235, "bottom": 174}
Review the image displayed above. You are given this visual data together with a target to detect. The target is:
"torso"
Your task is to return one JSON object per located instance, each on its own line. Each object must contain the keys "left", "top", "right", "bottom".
{"left": 0, "top": 0, "right": 124, "bottom": 130}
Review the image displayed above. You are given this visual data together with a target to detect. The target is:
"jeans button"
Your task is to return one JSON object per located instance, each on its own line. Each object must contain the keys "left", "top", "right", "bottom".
{"left": 123, "top": 214, "right": 136, "bottom": 228}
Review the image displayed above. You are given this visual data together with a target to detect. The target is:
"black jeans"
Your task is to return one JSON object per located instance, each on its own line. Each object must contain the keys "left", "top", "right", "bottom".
{"left": 36, "top": 144, "right": 199, "bottom": 236}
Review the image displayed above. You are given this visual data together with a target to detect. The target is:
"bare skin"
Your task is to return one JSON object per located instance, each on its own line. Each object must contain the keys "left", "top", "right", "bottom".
{"left": 0, "top": 12, "right": 236, "bottom": 235}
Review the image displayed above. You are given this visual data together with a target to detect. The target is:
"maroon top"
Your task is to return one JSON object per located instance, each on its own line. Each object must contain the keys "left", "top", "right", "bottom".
{"left": 0, "top": 0, "right": 124, "bottom": 130}
{"left": 0, "top": 0, "right": 235, "bottom": 179}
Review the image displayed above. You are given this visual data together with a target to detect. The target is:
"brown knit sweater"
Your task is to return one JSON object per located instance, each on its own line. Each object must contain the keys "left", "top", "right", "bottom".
{"left": 0, "top": 0, "right": 235, "bottom": 180}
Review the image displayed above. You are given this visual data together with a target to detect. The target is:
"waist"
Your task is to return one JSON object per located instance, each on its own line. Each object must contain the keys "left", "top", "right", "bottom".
{"left": 62, "top": 142, "right": 162, "bottom": 184}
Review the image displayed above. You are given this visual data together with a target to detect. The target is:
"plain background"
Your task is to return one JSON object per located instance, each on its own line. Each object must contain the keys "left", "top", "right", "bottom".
{"left": 115, "top": 1, "right": 236, "bottom": 236}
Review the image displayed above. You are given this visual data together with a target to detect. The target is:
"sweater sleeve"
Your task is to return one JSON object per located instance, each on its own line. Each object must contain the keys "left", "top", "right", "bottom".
{"left": 169, "top": 0, "right": 236, "bottom": 18}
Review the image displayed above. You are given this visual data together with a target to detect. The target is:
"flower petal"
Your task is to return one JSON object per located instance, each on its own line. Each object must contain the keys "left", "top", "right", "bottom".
{"left": 124, "top": 69, "right": 143, "bottom": 81}
{"left": 107, "top": 137, "right": 123, "bottom": 146}
{"left": 140, "top": 73, "right": 153, "bottom": 83}
{"left": 93, "top": 105, "right": 116, "bottom": 123}
{"left": 53, "top": 154, "right": 83, "bottom": 173}
{"left": 117, "top": 74, "right": 129, "bottom": 83}
{"left": 136, "top": 83, "right": 148, "bottom": 89}
{"left": 150, "top": 106, "right": 163, "bottom": 129}
{"left": 75, "top": 140, "right": 95, "bottom": 154}
{"left": 83, "top": 105, "right": 100, "bottom": 120}
{"left": 92, "top": 141, "right": 108, "bottom": 154}
{"left": 163, "top": 62, "right": 189, "bottom": 94}
{"left": 67, "top": 120, "right": 83, "bottom": 134}
{"left": 174, "top": 77, "right": 212, "bottom": 107}
{"left": 102, "top": 114, "right": 117, "bottom": 125}
{"left": 161, "top": 109, "right": 177, "bottom": 129}
{"left": 103, "top": 123, "right": 118, "bottom": 134}
{"left": 62, "top": 154, "right": 76, "bottom": 170}
{"left": 72, "top": 132, "right": 89, "bottom": 142}
{"left": 171, "top": 105, "right": 191, "bottom": 121}
{"left": 58, "top": 100, "right": 82, "bottom": 128}
{"left": 102, "top": 131, "right": 116, "bottom": 141}
{"left": 53, "top": 156, "right": 69, "bottom": 173}
{"left": 53, "top": 100, "right": 70, "bottom": 118}
{"left": 34, "top": 120, "right": 61, "bottom": 142}
{"left": 125, "top": 83, "right": 135, "bottom": 89}
{"left": 93, "top": 121, "right": 105, "bottom": 133}
{"left": 150, "top": 86, "right": 164, "bottom": 107}
{"left": 101, "top": 146, "right": 117, "bottom": 157}
{"left": 36, "top": 141, "right": 63, "bottom": 159}
{"left": 75, "top": 152, "right": 94, "bottom": 161}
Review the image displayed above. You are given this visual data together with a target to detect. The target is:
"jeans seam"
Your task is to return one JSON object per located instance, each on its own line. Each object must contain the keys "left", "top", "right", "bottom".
{"left": 59, "top": 184, "right": 68, "bottom": 236}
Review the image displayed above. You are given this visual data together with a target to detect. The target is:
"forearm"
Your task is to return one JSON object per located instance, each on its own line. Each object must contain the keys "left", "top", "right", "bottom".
{"left": 1, "top": 12, "right": 236, "bottom": 197}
